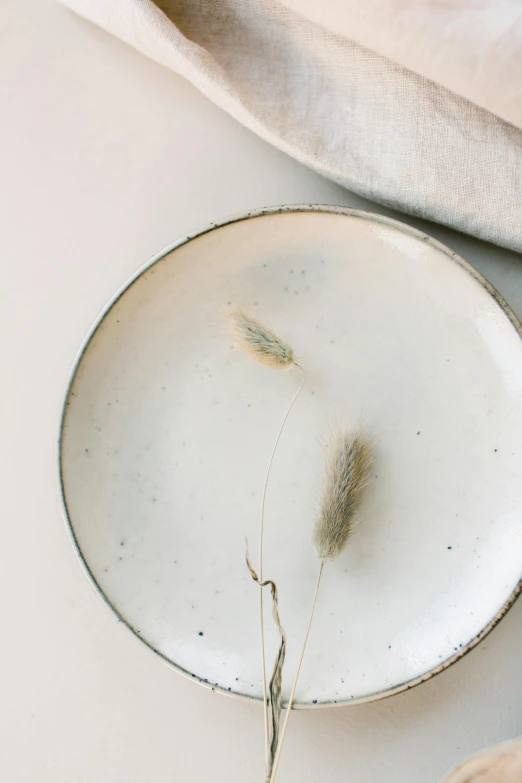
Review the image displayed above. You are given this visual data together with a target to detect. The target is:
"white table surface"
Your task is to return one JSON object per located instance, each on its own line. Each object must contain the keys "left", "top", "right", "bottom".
{"left": 3, "top": 2, "right": 522, "bottom": 781}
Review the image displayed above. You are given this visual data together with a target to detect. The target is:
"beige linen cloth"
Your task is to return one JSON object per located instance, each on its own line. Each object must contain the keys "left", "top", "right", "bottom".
{"left": 61, "top": 0, "right": 522, "bottom": 252}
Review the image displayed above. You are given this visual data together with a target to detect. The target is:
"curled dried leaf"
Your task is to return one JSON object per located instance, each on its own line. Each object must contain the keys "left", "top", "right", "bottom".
{"left": 246, "top": 544, "right": 286, "bottom": 780}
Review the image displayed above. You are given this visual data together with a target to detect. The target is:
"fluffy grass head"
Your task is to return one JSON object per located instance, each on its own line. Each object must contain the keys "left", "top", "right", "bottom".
{"left": 229, "top": 310, "right": 294, "bottom": 370}
{"left": 313, "top": 430, "right": 373, "bottom": 562}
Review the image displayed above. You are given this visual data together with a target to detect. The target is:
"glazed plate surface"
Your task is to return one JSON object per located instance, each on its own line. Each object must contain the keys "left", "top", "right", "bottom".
{"left": 60, "top": 206, "right": 522, "bottom": 706}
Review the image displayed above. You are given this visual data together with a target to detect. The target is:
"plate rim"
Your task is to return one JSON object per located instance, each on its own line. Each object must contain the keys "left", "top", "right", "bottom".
{"left": 58, "top": 203, "right": 522, "bottom": 708}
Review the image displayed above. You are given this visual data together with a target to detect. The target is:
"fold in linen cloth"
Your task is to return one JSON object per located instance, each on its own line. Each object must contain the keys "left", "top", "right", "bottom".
{"left": 62, "top": 0, "right": 522, "bottom": 253}
{"left": 281, "top": 0, "right": 522, "bottom": 130}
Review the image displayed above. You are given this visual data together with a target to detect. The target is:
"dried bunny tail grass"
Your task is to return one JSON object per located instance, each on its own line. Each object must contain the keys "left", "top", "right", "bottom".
{"left": 313, "top": 430, "right": 374, "bottom": 562}
{"left": 229, "top": 310, "right": 295, "bottom": 370}
{"left": 270, "top": 429, "right": 374, "bottom": 783}
{"left": 246, "top": 544, "right": 286, "bottom": 782}
{"left": 228, "top": 307, "right": 303, "bottom": 769}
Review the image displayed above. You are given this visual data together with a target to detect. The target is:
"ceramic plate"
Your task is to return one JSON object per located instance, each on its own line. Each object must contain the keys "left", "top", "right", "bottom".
{"left": 60, "top": 206, "right": 522, "bottom": 707}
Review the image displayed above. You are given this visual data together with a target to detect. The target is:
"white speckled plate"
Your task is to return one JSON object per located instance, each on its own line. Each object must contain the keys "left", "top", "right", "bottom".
{"left": 60, "top": 206, "right": 522, "bottom": 707}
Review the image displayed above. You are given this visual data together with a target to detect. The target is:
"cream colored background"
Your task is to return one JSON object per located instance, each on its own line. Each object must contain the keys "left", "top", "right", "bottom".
{"left": 2, "top": 1, "right": 522, "bottom": 781}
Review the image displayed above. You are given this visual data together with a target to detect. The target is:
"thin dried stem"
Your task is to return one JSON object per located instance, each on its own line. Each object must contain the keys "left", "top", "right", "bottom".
{"left": 269, "top": 562, "right": 324, "bottom": 783}
{"left": 259, "top": 365, "right": 306, "bottom": 771}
